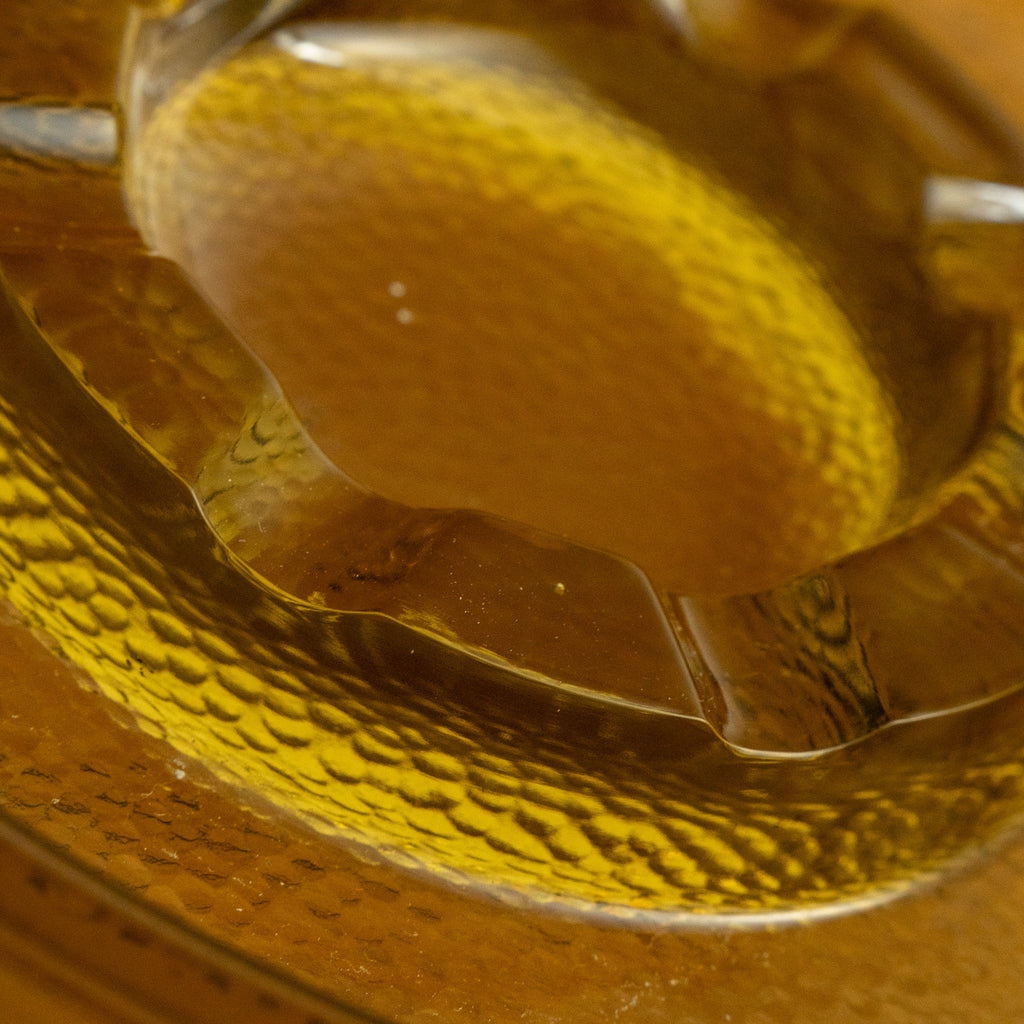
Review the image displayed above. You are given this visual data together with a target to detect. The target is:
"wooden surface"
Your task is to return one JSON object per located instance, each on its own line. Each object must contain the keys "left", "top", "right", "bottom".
{"left": 887, "top": 0, "right": 1024, "bottom": 127}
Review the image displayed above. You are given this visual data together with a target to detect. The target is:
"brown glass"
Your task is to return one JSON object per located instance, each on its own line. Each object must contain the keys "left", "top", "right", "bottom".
{"left": 3, "top": 1, "right": 1024, "bottom": 1022}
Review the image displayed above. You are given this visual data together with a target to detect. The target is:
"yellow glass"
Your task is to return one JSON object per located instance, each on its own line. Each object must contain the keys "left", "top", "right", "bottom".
{"left": 2, "top": 1, "right": 1024, "bottom": 1022}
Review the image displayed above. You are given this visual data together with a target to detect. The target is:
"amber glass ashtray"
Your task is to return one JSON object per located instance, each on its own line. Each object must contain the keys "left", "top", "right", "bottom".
{"left": 3, "top": 1, "right": 1024, "bottom": 1021}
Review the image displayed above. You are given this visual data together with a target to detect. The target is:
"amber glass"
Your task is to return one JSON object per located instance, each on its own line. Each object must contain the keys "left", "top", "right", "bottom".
{"left": 3, "top": 1, "right": 1024, "bottom": 1022}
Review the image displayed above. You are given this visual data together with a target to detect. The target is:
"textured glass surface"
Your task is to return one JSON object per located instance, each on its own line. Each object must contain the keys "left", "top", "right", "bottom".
{"left": 2, "top": 1, "right": 1024, "bottom": 1022}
